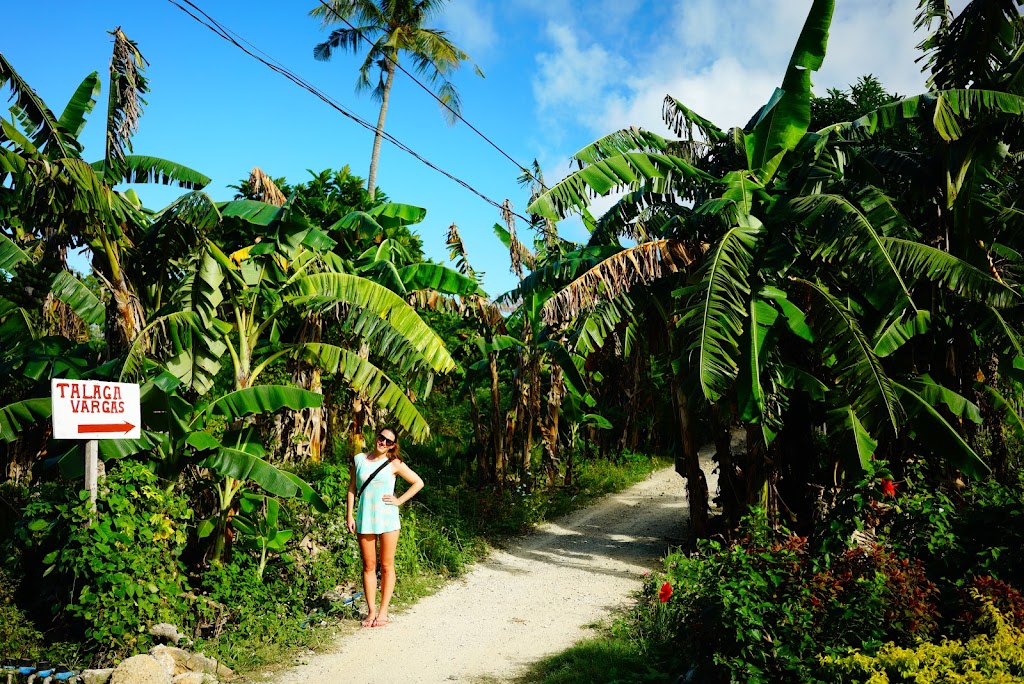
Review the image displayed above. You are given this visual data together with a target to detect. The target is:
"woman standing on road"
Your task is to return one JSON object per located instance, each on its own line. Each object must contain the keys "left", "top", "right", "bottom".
{"left": 346, "top": 427, "right": 423, "bottom": 627}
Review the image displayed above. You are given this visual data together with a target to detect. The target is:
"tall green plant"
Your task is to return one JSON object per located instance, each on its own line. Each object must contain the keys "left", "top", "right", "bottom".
{"left": 527, "top": 0, "right": 1019, "bottom": 535}
{"left": 0, "top": 30, "right": 210, "bottom": 357}
{"left": 310, "top": 0, "right": 482, "bottom": 198}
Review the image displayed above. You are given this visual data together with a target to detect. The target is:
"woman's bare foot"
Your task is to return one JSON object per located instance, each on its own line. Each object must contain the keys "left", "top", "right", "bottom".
{"left": 361, "top": 613, "right": 377, "bottom": 628}
{"left": 372, "top": 613, "right": 390, "bottom": 627}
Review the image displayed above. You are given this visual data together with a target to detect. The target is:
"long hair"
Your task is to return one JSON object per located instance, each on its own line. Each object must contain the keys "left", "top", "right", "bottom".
{"left": 378, "top": 426, "right": 401, "bottom": 462}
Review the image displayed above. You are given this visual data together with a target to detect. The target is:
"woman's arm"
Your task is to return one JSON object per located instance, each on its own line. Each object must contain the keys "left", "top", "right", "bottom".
{"left": 346, "top": 457, "right": 357, "bottom": 533}
{"left": 385, "top": 461, "right": 423, "bottom": 506}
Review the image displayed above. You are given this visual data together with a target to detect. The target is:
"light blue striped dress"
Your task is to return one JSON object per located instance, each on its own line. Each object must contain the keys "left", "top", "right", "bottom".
{"left": 354, "top": 452, "right": 401, "bottom": 534}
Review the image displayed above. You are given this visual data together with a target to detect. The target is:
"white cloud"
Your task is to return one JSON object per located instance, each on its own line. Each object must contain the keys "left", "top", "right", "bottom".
{"left": 532, "top": 22, "right": 628, "bottom": 129}
{"left": 520, "top": 0, "right": 973, "bottom": 232}
{"left": 439, "top": 0, "right": 498, "bottom": 60}
{"left": 531, "top": 0, "right": 950, "bottom": 160}
{"left": 816, "top": 1, "right": 929, "bottom": 97}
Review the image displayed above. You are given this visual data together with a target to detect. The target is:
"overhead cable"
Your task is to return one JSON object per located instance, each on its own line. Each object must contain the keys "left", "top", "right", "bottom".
{"left": 167, "top": 0, "right": 532, "bottom": 223}
{"left": 312, "top": 0, "right": 540, "bottom": 185}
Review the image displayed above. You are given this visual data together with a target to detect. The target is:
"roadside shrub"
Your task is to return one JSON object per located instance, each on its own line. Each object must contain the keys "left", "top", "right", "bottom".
{"left": 0, "top": 481, "right": 28, "bottom": 543}
{"left": 0, "top": 568, "right": 44, "bottom": 659}
{"left": 654, "top": 510, "right": 940, "bottom": 683}
{"left": 816, "top": 545, "right": 939, "bottom": 650}
{"left": 826, "top": 461, "right": 1024, "bottom": 587}
{"left": 194, "top": 553, "right": 313, "bottom": 658}
{"left": 950, "top": 478, "right": 1024, "bottom": 588}
{"left": 820, "top": 598, "right": 1024, "bottom": 683}
{"left": 881, "top": 462, "right": 959, "bottom": 564}
{"left": 15, "top": 460, "right": 192, "bottom": 664}
{"left": 657, "top": 512, "right": 820, "bottom": 683}
{"left": 953, "top": 577, "right": 1024, "bottom": 636}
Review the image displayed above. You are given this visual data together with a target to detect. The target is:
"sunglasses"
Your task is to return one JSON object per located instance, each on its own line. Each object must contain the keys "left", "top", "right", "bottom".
{"left": 377, "top": 434, "right": 396, "bottom": 446}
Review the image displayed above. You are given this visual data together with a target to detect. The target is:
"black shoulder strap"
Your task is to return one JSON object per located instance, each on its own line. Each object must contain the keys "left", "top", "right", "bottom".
{"left": 358, "top": 457, "right": 392, "bottom": 500}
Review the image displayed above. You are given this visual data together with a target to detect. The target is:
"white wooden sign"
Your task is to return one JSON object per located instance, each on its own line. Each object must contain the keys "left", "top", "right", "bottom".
{"left": 51, "top": 379, "right": 141, "bottom": 440}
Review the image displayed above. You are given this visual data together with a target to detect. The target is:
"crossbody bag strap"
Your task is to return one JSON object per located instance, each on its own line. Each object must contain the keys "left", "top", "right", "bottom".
{"left": 357, "top": 457, "right": 392, "bottom": 500}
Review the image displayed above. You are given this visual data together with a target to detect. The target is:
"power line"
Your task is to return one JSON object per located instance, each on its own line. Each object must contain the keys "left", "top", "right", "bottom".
{"left": 312, "top": 0, "right": 540, "bottom": 185}
{"left": 167, "top": 0, "right": 532, "bottom": 223}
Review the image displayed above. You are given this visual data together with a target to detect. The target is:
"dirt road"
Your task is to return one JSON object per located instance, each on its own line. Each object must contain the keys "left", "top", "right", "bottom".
{"left": 275, "top": 458, "right": 708, "bottom": 684}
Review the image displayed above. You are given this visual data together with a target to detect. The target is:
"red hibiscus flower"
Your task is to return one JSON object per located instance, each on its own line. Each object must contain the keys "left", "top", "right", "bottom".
{"left": 659, "top": 581, "right": 673, "bottom": 603}
{"left": 880, "top": 478, "right": 898, "bottom": 497}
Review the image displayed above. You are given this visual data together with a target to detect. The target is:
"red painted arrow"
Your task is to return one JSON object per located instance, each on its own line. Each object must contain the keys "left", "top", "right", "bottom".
{"left": 77, "top": 422, "right": 136, "bottom": 434}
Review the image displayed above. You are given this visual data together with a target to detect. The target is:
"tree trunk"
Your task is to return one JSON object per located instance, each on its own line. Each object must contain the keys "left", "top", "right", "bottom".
{"left": 671, "top": 369, "right": 708, "bottom": 537}
{"left": 524, "top": 353, "right": 541, "bottom": 481}
{"left": 712, "top": 401, "right": 743, "bottom": 526}
{"left": 367, "top": 61, "right": 396, "bottom": 200}
{"left": 276, "top": 364, "right": 325, "bottom": 463}
{"left": 348, "top": 342, "right": 371, "bottom": 452}
{"left": 488, "top": 351, "right": 505, "bottom": 485}
{"left": 620, "top": 355, "right": 643, "bottom": 452}
{"left": 744, "top": 424, "right": 771, "bottom": 515}
{"left": 279, "top": 314, "right": 326, "bottom": 463}
{"left": 468, "top": 388, "right": 491, "bottom": 485}
{"left": 107, "top": 271, "right": 145, "bottom": 359}
{"left": 541, "top": 365, "right": 563, "bottom": 487}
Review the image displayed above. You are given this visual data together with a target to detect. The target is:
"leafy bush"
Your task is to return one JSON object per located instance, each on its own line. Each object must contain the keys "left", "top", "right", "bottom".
{"left": 0, "top": 568, "right": 44, "bottom": 659}
{"left": 15, "top": 461, "right": 192, "bottom": 664}
{"left": 947, "top": 478, "right": 1024, "bottom": 588}
{"left": 820, "top": 599, "right": 1024, "bottom": 683}
{"left": 654, "top": 510, "right": 940, "bottom": 683}
{"left": 192, "top": 553, "right": 327, "bottom": 670}
{"left": 954, "top": 577, "right": 1024, "bottom": 637}
{"left": 816, "top": 545, "right": 939, "bottom": 649}
{"left": 817, "top": 459, "right": 1024, "bottom": 590}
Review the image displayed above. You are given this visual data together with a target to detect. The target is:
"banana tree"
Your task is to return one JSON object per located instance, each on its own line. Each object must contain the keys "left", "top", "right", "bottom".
{"left": 0, "top": 30, "right": 211, "bottom": 358}
{"left": 156, "top": 195, "right": 457, "bottom": 445}
{"left": 824, "top": 0, "right": 1024, "bottom": 481}
{"left": 527, "top": 0, "right": 1020, "bottom": 535}
{"left": 140, "top": 376, "right": 327, "bottom": 564}
{"left": 337, "top": 203, "right": 483, "bottom": 448}
{"left": 232, "top": 492, "right": 293, "bottom": 579}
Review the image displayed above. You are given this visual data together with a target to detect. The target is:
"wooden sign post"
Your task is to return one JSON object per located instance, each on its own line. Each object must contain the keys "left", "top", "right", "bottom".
{"left": 51, "top": 379, "right": 141, "bottom": 514}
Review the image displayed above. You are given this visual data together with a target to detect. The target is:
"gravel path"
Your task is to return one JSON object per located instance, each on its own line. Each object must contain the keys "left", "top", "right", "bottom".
{"left": 275, "top": 456, "right": 713, "bottom": 684}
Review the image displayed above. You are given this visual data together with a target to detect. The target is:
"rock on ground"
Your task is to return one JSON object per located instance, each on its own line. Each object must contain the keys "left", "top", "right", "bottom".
{"left": 109, "top": 655, "right": 171, "bottom": 684}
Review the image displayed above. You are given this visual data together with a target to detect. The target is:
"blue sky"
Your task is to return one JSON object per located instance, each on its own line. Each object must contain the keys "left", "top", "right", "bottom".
{"left": 3, "top": 0, "right": 954, "bottom": 297}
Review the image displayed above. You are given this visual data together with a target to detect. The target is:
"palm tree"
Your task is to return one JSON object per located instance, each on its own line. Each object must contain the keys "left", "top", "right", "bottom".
{"left": 310, "top": 0, "right": 481, "bottom": 199}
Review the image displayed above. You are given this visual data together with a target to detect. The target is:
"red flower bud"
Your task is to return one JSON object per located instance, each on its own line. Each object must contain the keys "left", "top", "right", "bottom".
{"left": 880, "top": 479, "right": 897, "bottom": 497}
{"left": 659, "top": 581, "right": 673, "bottom": 603}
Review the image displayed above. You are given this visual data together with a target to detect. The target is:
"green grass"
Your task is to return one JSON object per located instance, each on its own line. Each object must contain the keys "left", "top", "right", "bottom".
{"left": 515, "top": 634, "right": 669, "bottom": 684}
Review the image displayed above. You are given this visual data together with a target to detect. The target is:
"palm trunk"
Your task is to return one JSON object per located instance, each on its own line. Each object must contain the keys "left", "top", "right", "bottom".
{"left": 744, "top": 425, "right": 771, "bottom": 514}
{"left": 101, "top": 252, "right": 145, "bottom": 358}
{"left": 523, "top": 353, "right": 541, "bottom": 481}
{"left": 367, "top": 61, "right": 396, "bottom": 200}
{"left": 504, "top": 349, "right": 527, "bottom": 481}
{"left": 280, "top": 315, "right": 326, "bottom": 463}
{"left": 619, "top": 355, "right": 642, "bottom": 451}
{"left": 276, "top": 364, "right": 325, "bottom": 463}
{"left": 712, "top": 401, "right": 743, "bottom": 527}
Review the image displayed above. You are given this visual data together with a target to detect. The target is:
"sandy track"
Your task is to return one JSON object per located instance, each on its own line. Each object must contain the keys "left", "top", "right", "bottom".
{"left": 274, "top": 461, "right": 706, "bottom": 684}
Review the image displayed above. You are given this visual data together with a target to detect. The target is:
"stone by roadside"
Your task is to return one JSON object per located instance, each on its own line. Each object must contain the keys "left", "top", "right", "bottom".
{"left": 75, "top": 644, "right": 232, "bottom": 684}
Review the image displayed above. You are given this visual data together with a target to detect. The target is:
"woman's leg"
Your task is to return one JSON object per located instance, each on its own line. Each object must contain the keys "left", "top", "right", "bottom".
{"left": 358, "top": 533, "right": 379, "bottom": 627}
{"left": 374, "top": 530, "right": 400, "bottom": 625}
